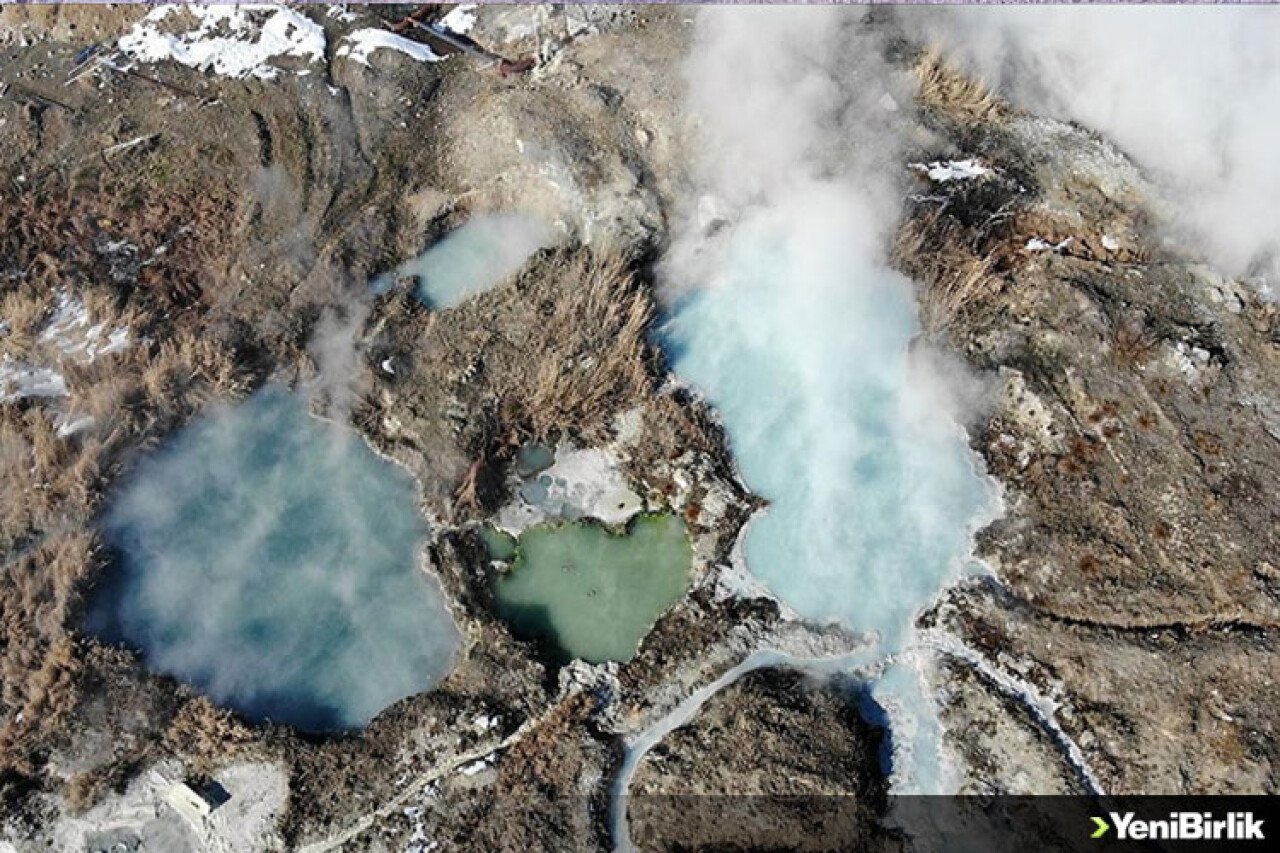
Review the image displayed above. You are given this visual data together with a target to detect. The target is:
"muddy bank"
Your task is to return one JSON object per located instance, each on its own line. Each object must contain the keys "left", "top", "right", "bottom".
{"left": 1, "top": 5, "right": 1276, "bottom": 852}
{"left": 0, "top": 6, "right": 838, "bottom": 851}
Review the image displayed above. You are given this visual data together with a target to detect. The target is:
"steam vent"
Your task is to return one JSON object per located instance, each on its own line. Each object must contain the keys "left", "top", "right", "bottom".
{"left": 2, "top": 4, "right": 1277, "bottom": 852}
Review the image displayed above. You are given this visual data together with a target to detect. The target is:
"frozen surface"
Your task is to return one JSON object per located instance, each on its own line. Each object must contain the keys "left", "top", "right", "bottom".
{"left": 55, "top": 415, "right": 95, "bottom": 438}
{"left": 441, "top": 4, "right": 479, "bottom": 35}
{"left": 909, "top": 159, "right": 989, "bottom": 182}
{"left": 0, "top": 359, "right": 67, "bottom": 402}
{"left": 515, "top": 441, "right": 556, "bottom": 478}
{"left": 40, "top": 291, "right": 130, "bottom": 362}
{"left": 87, "top": 387, "right": 458, "bottom": 731}
{"left": 1, "top": 291, "right": 129, "bottom": 403}
{"left": 336, "top": 2, "right": 477, "bottom": 67}
{"left": 1025, "top": 236, "right": 1072, "bottom": 252}
{"left": 118, "top": 4, "right": 325, "bottom": 81}
{"left": 381, "top": 213, "right": 551, "bottom": 308}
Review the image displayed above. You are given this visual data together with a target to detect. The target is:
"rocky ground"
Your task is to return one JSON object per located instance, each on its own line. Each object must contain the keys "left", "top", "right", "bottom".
{"left": 0, "top": 4, "right": 1275, "bottom": 853}
{"left": 899, "top": 85, "right": 1280, "bottom": 798}
{"left": 627, "top": 667, "right": 903, "bottom": 853}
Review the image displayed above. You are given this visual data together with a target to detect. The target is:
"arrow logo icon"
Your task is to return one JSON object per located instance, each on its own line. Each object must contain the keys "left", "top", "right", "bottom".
{"left": 1091, "top": 816, "right": 1111, "bottom": 839}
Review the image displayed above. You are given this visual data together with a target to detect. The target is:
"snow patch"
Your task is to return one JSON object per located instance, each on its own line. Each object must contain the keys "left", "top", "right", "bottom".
{"left": 2, "top": 291, "right": 129, "bottom": 407}
{"left": 441, "top": 4, "right": 478, "bottom": 35}
{"left": 910, "top": 159, "right": 989, "bottom": 182}
{"left": 472, "top": 713, "right": 500, "bottom": 732}
{"left": 39, "top": 292, "right": 131, "bottom": 363}
{"left": 56, "top": 415, "right": 95, "bottom": 438}
{"left": 406, "top": 841, "right": 440, "bottom": 853}
{"left": 326, "top": 5, "right": 360, "bottom": 25}
{"left": 1169, "top": 340, "right": 1212, "bottom": 377}
{"left": 1025, "top": 236, "right": 1072, "bottom": 253}
{"left": 337, "top": 29, "right": 443, "bottom": 66}
{"left": 118, "top": 4, "right": 326, "bottom": 81}
{"left": 457, "top": 756, "right": 493, "bottom": 777}
{"left": 0, "top": 358, "right": 67, "bottom": 403}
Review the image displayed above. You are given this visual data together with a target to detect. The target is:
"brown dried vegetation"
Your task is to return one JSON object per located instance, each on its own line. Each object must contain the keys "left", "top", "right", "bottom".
{"left": 893, "top": 207, "right": 1006, "bottom": 334}
{"left": 913, "top": 48, "right": 1006, "bottom": 125}
{"left": 0, "top": 173, "right": 260, "bottom": 783}
{"left": 1111, "top": 314, "right": 1159, "bottom": 366}
{"left": 496, "top": 249, "right": 655, "bottom": 442}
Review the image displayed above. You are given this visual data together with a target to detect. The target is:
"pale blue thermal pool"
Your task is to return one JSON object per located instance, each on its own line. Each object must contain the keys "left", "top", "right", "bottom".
{"left": 377, "top": 213, "right": 551, "bottom": 308}
{"left": 662, "top": 208, "right": 997, "bottom": 792}
{"left": 86, "top": 387, "right": 459, "bottom": 732}
{"left": 665, "top": 220, "right": 992, "bottom": 653}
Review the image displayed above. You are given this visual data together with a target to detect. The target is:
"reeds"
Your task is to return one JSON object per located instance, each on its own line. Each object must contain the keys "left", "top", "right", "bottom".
{"left": 0, "top": 172, "right": 248, "bottom": 779}
{"left": 893, "top": 208, "right": 1003, "bottom": 334}
{"left": 913, "top": 49, "right": 1005, "bottom": 124}
{"left": 495, "top": 247, "right": 655, "bottom": 443}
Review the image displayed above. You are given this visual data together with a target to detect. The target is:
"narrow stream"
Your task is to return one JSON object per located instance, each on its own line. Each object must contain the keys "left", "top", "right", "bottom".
{"left": 610, "top": 11, "right": 1001, "bottom": 837}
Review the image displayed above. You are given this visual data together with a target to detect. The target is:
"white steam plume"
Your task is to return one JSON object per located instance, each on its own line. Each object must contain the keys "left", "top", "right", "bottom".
{"left": 661, "top": 6, "right": 996, "bottom": 662}
{"left": 902, "top": 5, "right": 1280, "bottom": 295}
{"left": 308, "top": 300, "right": 371, "bottom": 417}
{"left": 87, "top": 388, "right": 459, "bottom": 732}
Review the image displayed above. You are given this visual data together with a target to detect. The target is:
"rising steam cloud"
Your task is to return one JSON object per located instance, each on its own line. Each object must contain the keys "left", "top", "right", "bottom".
{"left": 904, "top": 5, "right": 1280, "bottom": 294}
{"left": 87, "top": 388, "right": 458, "bottom": 731}
{"left": 661, "top": 7, "right": 996, "bottom": 655}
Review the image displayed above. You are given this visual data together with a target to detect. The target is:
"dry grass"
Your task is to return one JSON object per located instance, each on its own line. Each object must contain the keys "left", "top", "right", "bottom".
{"left": 0, "top": 172, "right": 258, "bottom": 781}
{"left": 0, "top": 318, "right": 255, "bottom": 779}
{"left": 0, "top": 395, "right": 248, "bottom": 779}
{"left": 162, "top": 696, "right": 256, "bottom": 768}
{"left": 0, "top": 409, "right": 95, "bottom": 546}
{"left": 0, "top": 172, "right": 234, "bottom": 309}
{"left": 432, "top": 245, "right": 660, "bottom": 447}
{"left": 364, "top": 242, "right": 728, "bottom": 521}
{"left": 0, "top": 534, "right": 94, "bottom": 775}
{"left": 913, "top": 49, "right": 1006, "bottom": 124}
{"left": 509, "top": 250, "right": 654, "bottom": 441}
{"left": 0, "top": 333, "right": 253, "bottom": 543}
{"left": 893, "top": 208, "right": 1005, "bottom": 334}
{"left": 0, "top": 288, "right": 53, "bottom": 357}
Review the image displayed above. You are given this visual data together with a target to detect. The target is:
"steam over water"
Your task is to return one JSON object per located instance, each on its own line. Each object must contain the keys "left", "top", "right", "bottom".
{"left": 492, "top": 514, "right": 693, "bottom": 664}
{"left": 380, "top": 213, "right": 551, "bottom": 308}
{"left": 665, "top": 213, "right": 993, "bottom": 654}
{"left": 656, "top": 6, "right": 999, "bottom": 795}
{"left": 87, "top": 387, "right": 459, "bottom": 732}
